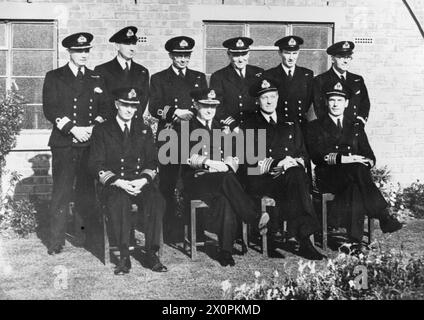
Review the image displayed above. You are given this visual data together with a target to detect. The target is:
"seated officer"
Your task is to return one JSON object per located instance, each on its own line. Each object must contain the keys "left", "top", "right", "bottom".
{"left": 182, "top": 88, "right": 269, "bottom": 267}
{"left": 88, "top": 87, "right": 167, "bottom": 275}
{"left": 242, "top": 78, "right": 325, "bottom": 260}
{"left": 306, "top": 81, "right": 402, "bottom": 251}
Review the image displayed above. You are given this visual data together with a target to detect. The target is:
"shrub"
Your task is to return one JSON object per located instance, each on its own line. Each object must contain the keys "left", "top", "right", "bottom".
{"left": 222, "top": 248, "right": 424, "bottom": 300}
{"left": 0, "top": 171, "right": 37, "bottom": 238}
{"left": 401, "top": 180, "right": 424, "bottom": 219}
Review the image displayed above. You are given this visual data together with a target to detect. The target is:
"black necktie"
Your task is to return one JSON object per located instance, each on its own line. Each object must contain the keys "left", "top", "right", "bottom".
{"left": 178, "top": 69, "right": 185, "bottom": 79}
{"left": 287, "top": 69, "right": 293, "bottom": 81}
{"left": 77, "top": 67, "right": 83, "bottom": 80}
{"left": 337, "top": 118, "right": 342, "bottom": 133}
{"left": 238, "top": 69, "right": 244, "bottom": 79}
{"left": 124, "top": 62, "right": 130, "bottom": 75}
{"left": 269, "top": 117, "right": 276, "bottom": 126}
{"left": 340, "top": 74, "right": 346, "bottom": 82}
{"left": 206, "top": 120, "right": 211, "bottom": 130}
{"left": 124, "top": 123, "right": 130, "bottom": 142}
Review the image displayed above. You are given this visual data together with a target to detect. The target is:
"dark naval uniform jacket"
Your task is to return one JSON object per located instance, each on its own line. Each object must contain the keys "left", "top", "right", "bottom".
{"left": 94, "top": 57, "right": 150, "bottom": 118}
{"left": 305, "top": 115, "right": 385, "bottom": 241}
{"left": 42, "top": 64, "right": 109, "bottom": 148}
{"left": 209, "top": 64, "right": 263, "bottom": 129}
{"left": 148, "top": 66, "right": 208, "bottom": 138}
{"left": 263, "top": 65, "right": 314, "bottom": 126}
{"left": 88, "top": 118, "right": 158, "bottom": 186}
{"left": 313, "top": 68, "right": 370, "bottom": 123}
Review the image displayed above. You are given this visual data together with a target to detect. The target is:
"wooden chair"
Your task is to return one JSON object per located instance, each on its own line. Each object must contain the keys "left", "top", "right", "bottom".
{"left": 313, "top": 191, "right": 374, "bottom": 251}
{"left": 184, "top": 197, "right": 272, "bottom": 260}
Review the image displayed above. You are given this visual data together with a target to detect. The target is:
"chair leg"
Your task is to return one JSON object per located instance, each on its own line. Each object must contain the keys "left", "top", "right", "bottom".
{"left": 103, "top": 212, "right": 111, "bottom": 266}
{"left": 262, "top": 231, "right": 268, "bottom": 257}
{"left": 190, "top": 203, "right": 197, "bottom": 260}
{"left": 159, "top": 224, "right": 164, "bottom": 257}
{"left": 242, "top": 222, "right": 248, "bottom": 254}
{"left": 282, "top": 220, "right": 287, "bottom": 243}
{"left": 368, "top": 217, "right": 374, "bottom": 245}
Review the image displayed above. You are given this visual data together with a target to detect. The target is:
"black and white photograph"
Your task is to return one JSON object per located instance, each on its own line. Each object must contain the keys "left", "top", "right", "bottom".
{"left": 0, "top": 0, "right": 423, "bottom": 304}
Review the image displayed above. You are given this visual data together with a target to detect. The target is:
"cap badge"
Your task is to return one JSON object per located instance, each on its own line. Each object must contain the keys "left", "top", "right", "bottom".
{"left": 261, "top": 80, "right": 271, "bottom": 89}
{"left": 180, "top": 39, "right": 188, "bottom": 48}
{"left": 236, "top": 39, "right": 244, "bottom": 47}
{"left": 126, "top": 29, "right": 134, "bottom": 37}
{"left": 208, "top": 90, "right": 216, "bottom": 99}
{"left": 334, "top": 82, "right": 343, "bottom": 90}
{"left": 288, "top": 38, "right": 296, "bottom": 46}
{"left": 128, "top": 89, "right": 137, "bottom": 99}
{"left": 343, "top": 41, "right": 350, "bottom": 49}
{"left": 77, "top": 35, "right": 87, "bottom": 44}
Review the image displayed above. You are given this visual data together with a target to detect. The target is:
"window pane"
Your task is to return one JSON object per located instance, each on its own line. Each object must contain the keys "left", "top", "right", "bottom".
{"left": 13, "top": 77, "right": 44, "bottom": 104}
{"left": 249, "top": 24, "right": 287, "bottom": 47}
{"left": 248, "top": 50, "right": 281, "bottom": 70}
{"left": 205, "top": 24, "right": 244, "bottom": 48}
{"left": 0, "top": 23, "right": 6, "bottom": 47}
{"left": 12, "top": 23, "right": 54, "bottom": 49}
{"left": 205, "top": 49, "right": 229, "bottom": 74}
{"left": 12, "top": 50, "right": 53, "bottom": 76}
{"left": 22, "top": 104, "right": 51, "bottom": 130}
{"left": 292, "top": 25, "right": 332, "bottom": 49}
{"left": 0, "top": 77, "right": 6, "bottom": 95}
{"left": 297, "top": 50, "right": 330, "bottom": 75}
{"left": 0, "top": 51, "right": 6, "bottom": 76}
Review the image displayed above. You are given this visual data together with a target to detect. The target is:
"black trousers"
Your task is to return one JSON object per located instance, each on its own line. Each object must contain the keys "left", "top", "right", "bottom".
{"left": 103, "top": 183, "right": 165, "bottom": 257}
{"left": 184, "top": 172, "right": 258, "bottom": 252}
{"left": 49, "top": 146, "right": 95, "bottom": 250}
{"left": 159, "top": 163, "right": 180, "bottom": 224}
{"left": 247, "top": 166, "right": 320, "bottom": 240}
{"left": 316, "top": 163, "right": 388, "bottom": 241}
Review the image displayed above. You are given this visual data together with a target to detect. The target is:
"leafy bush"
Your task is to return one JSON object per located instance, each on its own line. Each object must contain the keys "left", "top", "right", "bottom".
{"left": 0, "top": 171, "right": 37, "bottom": 238}
{"left": 222, "top": 247, "right": 424, "bottom": 300}
{"left": 401, "top": 180, "right": 424, "bottom": 219}
{"left": 0, "top": 89, "right": 25, "bottom": 170}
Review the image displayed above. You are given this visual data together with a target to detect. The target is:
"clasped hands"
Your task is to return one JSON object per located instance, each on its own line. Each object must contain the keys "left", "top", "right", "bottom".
{"left": 205, "top": 159, "right": 228, "bottom": 173}
{"left": 270, "top": 156, "right": 303, "bottom": 178}
{"left": 70, "top": 126, "right": 94, "bottom": 143}
{"left": 112, "top": 178, "right": 148, "bottom": 196}
{"left": 174, "top": 109, "right": 194, "bottom": 121}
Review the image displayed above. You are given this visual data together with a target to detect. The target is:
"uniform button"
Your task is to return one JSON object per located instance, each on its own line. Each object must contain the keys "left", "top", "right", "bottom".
{"left": 239, "top": 103, "right": 243, "bottom": 107}
{"left": 89, "top": 113, "right": 92, "bottom": 117}
{"left": 353, "top": 105, "right": 357, "bottom": 109}
{"left": 203, "top": 145, "right": 207, "bottom": 148}
{"left": 73, "top": 106, "right": 77, "bottom": 109}
{"left": 348, "top": 146, "right": 351, "bottom": 150}
{"left": 284, "top": 108, "right": 288, "bottom": 111}
{"left": 299, "top": 119, "right": 302, "bottom": 123}
{"left": 239, "top": 95, "right": 242, "bottom": 99}
{"left": 355, "top": 133, "right": 359, "bottom": 137}
{"left": 285, "top": 147, "right": 288, "bottom": 151}
{"left": 73, "top": 98, "right": 77, "bottom": 102}
{"left": 298, "top": 113, "right": 302, "bottom": 116}
{"left": 135, "top": 115, "right": 138, "bottom": 119}
{"left": 240, "top": 112, "right": 243, "bottom": 115}
{"left": 268, "top": 148, "right": 272, "bottom": 152}
{"left": 137, "top": 158, "right": 140, "bottom": 162}
{"left": 137, "top": 166, "right": 140, "bottom": 169}
{"left": 174, "top": 98, "right": 178, "bottom": 102}
{"left": 298, "top": 107, "right": 302, "bottom": 110}
{"left": 73, "top": 120, "right": 76, "bottom": 124}
{"left": 135, "top": 171, "right": 139, "bottom": 175}
{"left": 298, "top": 100, "right": 302, "bottom": 103}
{"left": 204, "top": 152, "right": 208, "bottom": 155}
{"left": 285, "top": 114, "right": 288, "bottom": 117}
{"left": 335, "top": 146, "right": 339, "bottom": 149}
{"left": 121, "top": 167, "right": 124, "bottom": 170}
{"left": 121, "top": 159, "right": 124, "bottom": 162}
{"left": 89, "top": 106, "right": 92, "bottom": 110}
{"left": 90, "top": 99, "right": 93, "bottom": 102}
{"left": 175, "top": 105, "right": 178, "bottom": 108}
{"left": 89, "top": 121, "right": 92, "bottom": 124}
{"left": 354, "top": 112, "right": 357, "bottom": 115}
{"left": 220, "top": 150, "right": 223, "bottom": 154}
{"left": 120, "top": 173, "right": 124, "bottom": 177}
{"left": 284, "top": 101, "right": 288, "bottom": 104}
{"left": 289, "top": 135, "right": 293, "bottom": 139}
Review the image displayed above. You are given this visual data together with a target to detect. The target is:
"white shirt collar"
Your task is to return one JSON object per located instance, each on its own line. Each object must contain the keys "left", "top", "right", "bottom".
{"left": 281, "top": 64, "right": 295, "bottom": 76}
{"left": 329, "top": 113, "right": 343, "bottom": 127}
{"left": 116, "top": 116, "right": 132, "bottom": 132}
{"left": 332, "top": 66, "right": 347, "bottom": 80}
{"left": 260, "top": 110, "right": 277, "bottom": 124}
{"left": 172, "top": 65, "right": 186, "bottom": 76}
{"left": 197, "top": 116, "right": 211, "bottom": 129}
{"left": 68, "top": 61, "right": 85, "bottom": 77}
{"left": 117, "top": 54, "right": 132, "bottom": 70}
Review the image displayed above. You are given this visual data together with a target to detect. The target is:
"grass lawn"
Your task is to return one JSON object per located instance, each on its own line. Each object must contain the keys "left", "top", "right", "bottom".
{"left": 1, "top": 218, "right": 423, "bottom": 300}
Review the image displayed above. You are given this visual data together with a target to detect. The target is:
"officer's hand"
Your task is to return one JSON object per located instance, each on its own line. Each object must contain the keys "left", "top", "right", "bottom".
{"left": 342, "top": 154, "right": 370, "bottom": 166}
{"left": 129, "top": 178, "right": 148, "bottom": 192}
{"left": 112, "top": 179, "right": 140, "bottom": 196}
{"left": 222, "top": 126, "right": 231, "bottom": 134}
{"left": 70, "top": 126, "right": 91, "bottom": 142}
{"left": 277, "top": 156, "right": 298, "bottom": 171}
{"left": 174, "top": 109, "right": 194, "bottom": 121}
{"left": 205, "top": 160, "right": 229, "bottom": 173}
{"left": 85, "top": 126, "right": 94, "bottom": 138}
{"left": 295, "top": 157, "right": 305, "bottom": 168}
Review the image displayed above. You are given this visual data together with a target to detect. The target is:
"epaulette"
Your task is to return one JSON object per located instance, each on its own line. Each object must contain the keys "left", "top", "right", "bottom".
{"left": 90, "top": 74, "right": 100, "bottom": 78}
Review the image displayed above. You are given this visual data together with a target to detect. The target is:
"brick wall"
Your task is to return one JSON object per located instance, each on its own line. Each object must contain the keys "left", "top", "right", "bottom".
{"left": 1, "top": 0, "right": 424, "bottom": 200}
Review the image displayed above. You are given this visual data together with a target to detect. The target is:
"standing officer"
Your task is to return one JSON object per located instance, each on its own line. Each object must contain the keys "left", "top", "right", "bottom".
{"left": 263, "top": 36, "right": 314, "bottom": 128}
{"left": 89, "top": 87, "right": 167, "bottom": 275}
{"left": 209, "top": 37, "right": 263, "bottom": 131}
{"left": 182, "top": 88, "right": 269, "bottom": 266}
{"left": 306, "top": 81, "right": 402, "bottom": 252}
{"left": 313, "top": 41, "right": 370, "bottom": 126}
{"left": 42, "top": 32, "right": 109, "bottom": 255}
{"left": 149, "top": 36, "right": 207, "bottom": 237}
{"left": 95, "top": 26, "right": 149, "bottom": 118}
{"left": 242, "top": 77, "right": 325, "bottom": 260}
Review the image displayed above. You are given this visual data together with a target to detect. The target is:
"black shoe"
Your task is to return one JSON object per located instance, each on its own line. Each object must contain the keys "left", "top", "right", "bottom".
{"left": 299, "top": 238, "right": 326, "bottom": 260}
{"left": 380, "top": 215, "right": 403, "bottom": 233}
{"left": 114, "top": 256, "right": 130, "bottom": 275}
{"left": 146, "top": 253, "right": 168, "bottom": 272}
{"left": 217, "top": 250, "right": 235, "bottom": 267}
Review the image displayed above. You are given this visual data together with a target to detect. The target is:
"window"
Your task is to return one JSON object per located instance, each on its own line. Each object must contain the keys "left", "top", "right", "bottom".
{"left": 204, "top": 21, "right": 333, "bottom": 78}
{"left": 0, "top": 20, "right": 57, "bottom": 130}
